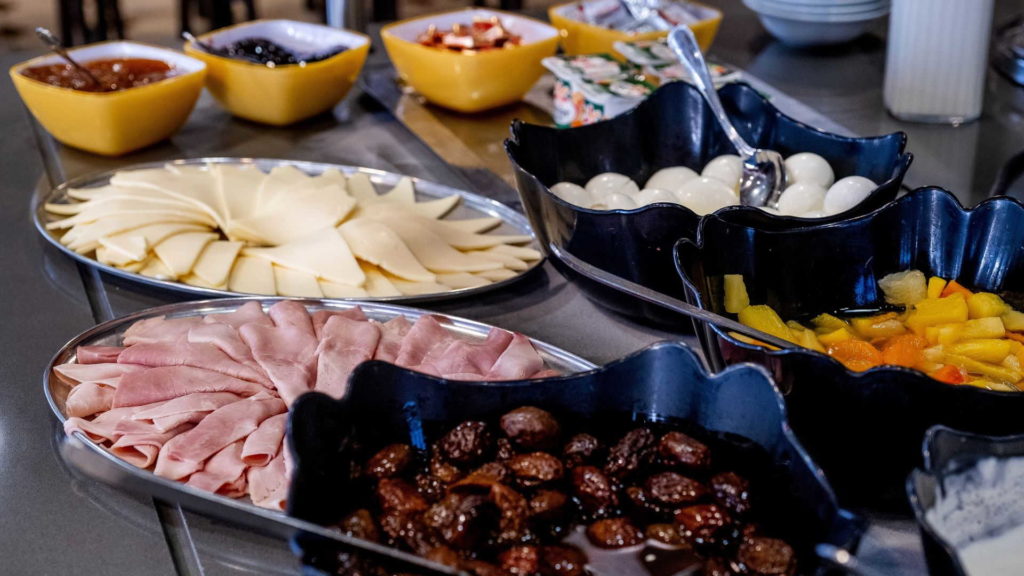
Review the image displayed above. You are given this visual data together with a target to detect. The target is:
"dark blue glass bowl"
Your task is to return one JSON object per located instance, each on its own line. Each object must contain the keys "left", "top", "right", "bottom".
{"left": 675, "top": 187, "right": 1024, "bottom": 507}
{"left": 505, "top": 81, "right": 911, "bottom": 326}
{"left": 286, "top": 341, "right": 865, "bottom": 575}
{"left": 907, "top": 426, "right": 1024, "bottom": 576}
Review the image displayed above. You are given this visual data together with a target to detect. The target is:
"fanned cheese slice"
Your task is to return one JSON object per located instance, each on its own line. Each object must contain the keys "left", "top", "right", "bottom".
{"left": 97, "top": 235, "right": 148, "bottom": 264}
{"left": 318, "top": 280, "right": 369, "bottom": 298}
{"left": 475, "top": 268, "right": 518, "bottom": 282}
{"left": 338, "top": 219, "right": 435, "bottom": 282}
{"left": 229, "top": 184, "right": 354, "bottom": 245}
{"left": 468, "top": 250, "right": 528, "bottom": 271}
{"left": 443, "top": 217, "right": 502, "bottom": 233}
{"left": 63, "top": 214, "right": 202, "bottom": 253}
{"left": 45, "top": 197, "right": 214, "bottom": 230}
{"left": 367, "top": 208, "right": 531, "bottom": 249}
{"left": 360, "top": 264, "right": 403, "bottom": 297}
{"left": 316, "top": 169, "right": 348, "bottom": 187}
{"left": 345, "top": 172, "right": 378, "bottom": 203}
{"left": 110, "top": 165, "right": 228, "bottom": 229}
{"left": 273, "top": 266, "right": 323, "bottom": 297}
{"left": 385, "top": 273, "right": 451, "bottom": 296}
{"left": 140, "top": 257, "right": 176, "bottom": 280}
{"left": 121, "top": 257, "right": 149, "bottom": 273}
{"left": 105, "top": 223, "right": 209, "bottom": 252}
{"left": 152, "top": 232, "right": 219, "bottom": 277}
{"left": 360, "top": 217, "right": 501, "bottom": 273}
{"left": 96, "top": 244, "right": 143, "bottom": 267}
{"left": 191, "top": 241, "right": 243, "bottom": 287}
{"left": 255, "top": 165, "right": 313, "bottom": 211}
{"left": 228, "top": 256, "right": 276, "bottom": 295}
{"left": 487, "top": 244, "right": 543, "bottom": 261}
{"left": 242, "top": 227, "right": 365, "bottom": 287}
{"left": 213, "top": 164, "right": 264, "bottom": 221}
{"left": 436, "top": 272, "right": 491, "bottom": 290}
{"left": 379, "top": 178, "right": 415, "bottom": 204}
{"left": 181, "top": 273, "right": 224, "bottom": 290}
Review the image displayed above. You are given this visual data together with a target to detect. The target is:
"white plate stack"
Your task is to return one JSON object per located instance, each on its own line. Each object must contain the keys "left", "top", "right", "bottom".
{"left": 742, "top": 0, "right": 891, "bottom": 47}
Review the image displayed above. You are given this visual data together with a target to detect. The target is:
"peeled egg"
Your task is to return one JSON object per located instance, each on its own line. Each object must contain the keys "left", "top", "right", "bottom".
{"left": 644, "top": 166, "right": 699, "bottom": 194}
{"left": 776, "top": 182, "right": 827, "bottom": 216}
{"left": 784, "top": 153, "right": 834, "bottom": 189}
{"left": 758, "top": 206, "right": 782, "bottom": 216}
{"left": 674, "top": 177, "right": 737, "bottom": 215}
{"left": 635, "top": 188, "right": 680, "bottom": 206}
{"left": 585, "top": 172, "right": 640, "bottom": 202}
{"left": 550, "top": 182, "right": 590, "bottom": 207}
{"left": 701, "top": 155, "right": 743, "bottom": 193}
{"left": 823, "top": 176, "right": 876, "bottom": 215}
{"left": 603, "top": 193, "right": 638, "bottom": 210}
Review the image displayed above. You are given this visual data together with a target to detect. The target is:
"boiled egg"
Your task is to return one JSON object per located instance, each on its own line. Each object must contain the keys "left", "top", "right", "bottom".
{"left": 824, "top": 176, "right": 876, "bottom": 215}
{"left": 550, "top": 182, "right": 590, "bottom": 207}
{"left": 675, "top": 177, "right": 737, "bottom": 215}
{"left": 784, "top": 153, "right": 834, "bottom": 189}
{"left": 701, "top": 155, "right": 743, "bottom": 193}
{"left": 585, "top": 172, "right": 640, "bottom": 203}
{"left": 635, "top": 188, "right": 680, "bottom": 206}
{"left": 644, "top": 166, "right": 698, "bottom": 194}
{"left": 776, "top": 182, "right": 827, "bottom": 216}
{"left": 599, "top": 193, "right": 639, "bottom": 210}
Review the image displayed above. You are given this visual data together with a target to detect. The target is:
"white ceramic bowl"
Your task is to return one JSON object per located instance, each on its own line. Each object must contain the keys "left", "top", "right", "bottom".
{"left": 756, "top": 0, "right": 888, "bottom": 16}
{"left": 745, "top": 0, "right": 889, "bottom": 22}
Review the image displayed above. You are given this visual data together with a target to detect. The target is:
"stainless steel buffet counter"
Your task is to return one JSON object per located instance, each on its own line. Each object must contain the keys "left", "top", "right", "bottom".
{"left": 3, "top": 1, "right": 1024, "bottom": 573}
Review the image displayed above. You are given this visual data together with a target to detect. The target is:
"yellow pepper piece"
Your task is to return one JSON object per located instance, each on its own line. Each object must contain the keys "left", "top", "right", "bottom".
{"left": 738, "top": 305, "right": 797, "bottom": 344}
{"left": 817, "top": 326, "right": 858, "bottom": 346}
{"left": 906, "top": 294, "right": 969, "bottom": 334}
{"left": 723, "top": 274, "right": 750, "bottom": 314}
{"left": 967, "top": 292, "right": 1009, "bottom": 319}
{"left": 850, "top": 313, "right": 907, "bottom": 340}
{"left": 961, "top": 317, "right": 1006, "bottom": 340}
{"left": 798, "top": 329, "right": 826, "bottom": 353}
{"left": 947, "top": 339, "right": 1013, "bottom": 363}
{"left": 727, "top": 331, "right": 780, "bottom": 351}
{"left": 811, "top": 313, "right": 849, "bottom": 334}
{"left": 944, "top": 353, "right": 1023, "bottom": 383}
{"left": 927, "top": 277, "right": 948, "bottom": 300}
{"left": 1002, "top": 310, "right": 1024, "bottom": 332}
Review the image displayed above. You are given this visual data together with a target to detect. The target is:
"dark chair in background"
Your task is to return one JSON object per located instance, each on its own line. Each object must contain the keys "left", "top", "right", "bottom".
{"left": 179, "top": 0, "right": 257, "bottom": 34}
{"left": 58, "top": 0, "right": 124, "bottom": 45}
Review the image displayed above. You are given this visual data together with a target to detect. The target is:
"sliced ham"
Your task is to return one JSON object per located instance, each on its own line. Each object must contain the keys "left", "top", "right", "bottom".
{"left": 131, "top": 391, "right": 243, "bottom": 432}
{"left": 52, "top": 362, "right": 142, "bottom": 386}
{"left": 267, "top": 300, "right": 315, "bottom": 337}
{"left": 374, "top": 316, "right": 412, "bottom": 363}
{"left": 314, "top": 315, "right": 381, "bottom": 399}
{"left": 531, "top": 369, "right": 562, "bottom": 379}
{"left": 114, "top": 366, "right": 266, "bottom": 408}
{"left": 65, "top": 406, "right": 140, "bottom": 444}
{"left": 441, "top": 372, "right": 486, "bottom": 381}
{"left": 118, "top": 341, "right": 270, "bottom": 386}
{"left": 241, "top": 413, "right": 287, "bottom": 467}
{"left": 240, "top": 322, "right": 318, "bottom": 406}
{"left": 77, "top": 345, "right": 125, "bottom": 364}
{"left": 154, "top": 396, "right": 285, "bottom": 480}
{"left": 248, "top": 449, "right": 288, "bottom": 510}
{"left": 395, "top": 315, "right": 454, "bottom": 367}
{"left": 485, "top": 333, "right": 545, "bottom": 380}
{"left": 65, "top": 382, "right": 115, "bottom": 418}
{"left": 311, "top": 307, "right": 368, "bottom": 340}
{"left": 419, "top": 328, "right": 514, "bottom": 377}
{"left": 123, "top": 315, "right": 203, "bottom": 346}
{"left": 203, "top": 301, "right": 273, "bottom": 329}
{"left": 186, "top": 440, "right": 249, "bottom": 498}
{"left": 110, "top": 424, "right": 193, "bottom": 469}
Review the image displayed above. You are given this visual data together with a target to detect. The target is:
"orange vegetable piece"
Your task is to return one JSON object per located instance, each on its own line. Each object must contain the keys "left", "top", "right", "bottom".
{"left": 828, "top": 340, "right": 883, "bottom": 372}
{"left": 881, "top": 334, "right": 927, "bottom": 368}
{"left": 929, "top": 364, "right": 967, "bottom": 384}
{"left": 1006, "top": 332, "right": 1024, "bottom": 344}
{"left": 940, "top": 280, "right": 973, "bottom": 299}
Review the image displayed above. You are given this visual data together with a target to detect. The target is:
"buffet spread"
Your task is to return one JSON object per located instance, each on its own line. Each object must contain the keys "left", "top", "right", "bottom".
{"left": 11, "top": 1, "right": 1024, "bottom": 575}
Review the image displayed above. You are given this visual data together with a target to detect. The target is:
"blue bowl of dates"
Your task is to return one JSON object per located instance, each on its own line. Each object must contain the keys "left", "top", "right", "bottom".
{"left": 286, "top": 341, "right": 864, "bottom": 575}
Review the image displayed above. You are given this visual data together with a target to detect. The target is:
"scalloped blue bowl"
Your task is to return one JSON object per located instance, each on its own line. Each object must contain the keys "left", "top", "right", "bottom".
{"left": 505, "top": 80, "right": 911, "bottom": 326}
{"left": 286, "top": 341, "right": 865, "bottom": 574}
{"left": 675, "top": 187, "right": 1024, "bottom": 507}
{"left": 908, "top": 426, "right": 1024, "bottom": 576}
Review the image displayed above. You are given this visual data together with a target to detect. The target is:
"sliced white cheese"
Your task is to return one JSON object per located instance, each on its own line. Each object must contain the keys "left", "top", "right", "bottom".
{"left": 255, "top": 165, "right": 312, "bottom": 211}
{"left": 242, "top": 227, "right": 365, "bottom": 287}
{"left": 105, "top": 223, "right": 210, "bottom": 252}
{"left": 110, "top": 165, "right": 228, "bottom": 229}
{"left": 436, "top": 272, "right": 491, "bottom": 290}
{"left": 443, "top": 217, "right": 503, "bottom": 233}
{"left": 359, "top": 217, "right": 501, "bottom": 273}
{"left": 316, "top": 169, "right": 349, "bottom": 188}
{"left": 273, "top": 266, "right": 323, "bottom": 297}
{"left": 338, "top": 219, "right": 435, "bottom": 282}
{"left": 228, "top": 255, "right": 276, "bottom": 295}
{"left": 180, "top": 273, "right": 225, "bottom": 290}
{"left": 121, "top": 257, "right": 150, "bottom": 273}
{"left": 97, "top": 235, "right": 148, "bottom": 264}
{"left": 345, "top": 172, "right": 378, "bottom": 204}
{"left": 487, "top": 244, "right": 543, "bottom": 261}
{"left": 318, "top": 280, "right": 369, "bottom": 298}
{"left": 45, "top": 197, "right": 214, "bottom": 230}
{"left": 96, "top": 244, "right": 143, "bottom": 267}
{"left": 475, "top": 268, "right": 518, "bottom": 282}
{"left": 386, "top": 274, "right": 451, "bottom": 296}
{"left": 229, "top": 184, "right": 355, "bottom": 246}
{"left": 358, "top": 204, "right": 529, "bottom": 249}
{"left": 139, "top": 257, "right": 177, "bottom": 281}
{"left": 191, "top": 241, "right": 243, "bottom": 287}
{"left": 468, "top": 250, "right": 528, "bottom": 271}
{"left": 63, "top": 214, "right": 203, "bottom": 253}
{"left": 361, "top": 264, "right": 403, "bottom": 297}
{"left": 152, "top": 232, "right": 219, "bottom": 277}
{"left": 379, "top": 177, "right": 416, "bottom": 204}
{"left": 213, "top": 164, "right": 264, "bottom": 221}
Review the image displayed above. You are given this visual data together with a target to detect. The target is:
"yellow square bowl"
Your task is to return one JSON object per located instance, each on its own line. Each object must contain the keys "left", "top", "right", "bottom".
{"left": 10, "top": 41, "right": 206, "bottom": 156}
{"left": 184, "top": 19, "right": 370, "bottom": 126}
{"left": 548, "top": 0, "right": 723, "bottom": 58}
{"left": 381, "top": 8, "right": 560, "bottom": 114}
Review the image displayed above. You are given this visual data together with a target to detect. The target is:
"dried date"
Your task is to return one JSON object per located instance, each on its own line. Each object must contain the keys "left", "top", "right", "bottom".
{"left": 657, "top": 431, "right": 711, "bottom": 470}
{"left": 437, "top": 420, "right": 493, "bottom": 465}
{"left": 605, "top": 428, "right": 656, "bottom": 479}
{"left": 508, "top": 452, "right": 564, "bottom": 488}
{"left": 501, "top": 406, "right": 561, "bottom": 451}
{"left": 646, "top": 471, "right": 707, "bottom": 507}
{"left": 571, "top": 465, "right": 618, "bottom": 516}
{"left": 736, "top": 537, "right": 797, "bottom": 576}
{"left": 562, "top": 433, "right": 602, "bottom": 468}
{"left": 585, "top": 517, "right": 644, "bottom": 549}
{"left": 710, "top": 472, "right": 752, "bottom": 516}
{"left": 365, "top": 444, "right": 413, "bottom": 479}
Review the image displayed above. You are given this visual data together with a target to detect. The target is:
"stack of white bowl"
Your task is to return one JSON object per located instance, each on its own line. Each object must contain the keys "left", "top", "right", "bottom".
{"left": 742, "top": 0, "right": 891, "bottom": 47}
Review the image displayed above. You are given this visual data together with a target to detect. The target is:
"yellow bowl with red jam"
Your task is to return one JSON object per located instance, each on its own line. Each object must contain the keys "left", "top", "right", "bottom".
{"left": 184, "top": 19, "right": 370, "bottom": 126}
{"left": 381, "top": 8, "right": 559, "bottom": 113}
{"left": 10, "top": 41, "right": 206, "bottom": 156}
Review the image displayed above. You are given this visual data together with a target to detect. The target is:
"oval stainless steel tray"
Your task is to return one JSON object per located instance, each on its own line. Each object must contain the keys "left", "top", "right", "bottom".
{"left": 45, "top": 297, "right": 597, "bottom": 528}
{"left": 34, "top": 157, "right": 544, "bottom": 303}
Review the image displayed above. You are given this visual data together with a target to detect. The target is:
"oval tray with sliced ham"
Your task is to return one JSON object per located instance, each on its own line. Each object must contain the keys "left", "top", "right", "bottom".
{"left": 45, "top": 298, "right": 595, "bottom": 514}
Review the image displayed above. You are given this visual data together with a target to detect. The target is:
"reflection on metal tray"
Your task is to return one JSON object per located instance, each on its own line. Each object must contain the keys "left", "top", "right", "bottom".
{"left": 34, "top": 157, "right": 544, "bottom": 304}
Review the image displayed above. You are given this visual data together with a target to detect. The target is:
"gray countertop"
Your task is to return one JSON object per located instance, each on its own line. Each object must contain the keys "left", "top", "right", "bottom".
{"left": 5, "top": 1, "right": 1024, "bottom": 573}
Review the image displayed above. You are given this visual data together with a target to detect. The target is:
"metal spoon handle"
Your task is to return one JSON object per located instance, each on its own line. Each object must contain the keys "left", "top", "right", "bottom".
{"left": 34, "top": 27, "right": 106, "bottom": 90}
{"left": 667, "top": 26, "right": 756, "bottom": 159}
{"left": 547, "top": 242, "right": 797, "bottom": 351}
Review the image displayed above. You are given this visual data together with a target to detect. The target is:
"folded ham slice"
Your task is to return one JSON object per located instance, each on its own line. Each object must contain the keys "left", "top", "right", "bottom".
{"left": 114, "top": 365, "right": 266, "bottom": 408}
{"left": 247, "top": 448, "right": 288, "bottom": 510}
{"left": 118, "top": 341, "right": 270, "bottom": 386}
{"left": 311, "top": 307, "right": 368, "bottom": 340}
{"left": 52, "top": 362, "right": 142, "bottom": 387}
{"left": 123, "top": 315, "right": 203, "bottom": 346}
{"left": 203, "top": 301, "right": 273, "bottom": 329}
{"left": 485, "top": 333, "right": 545, "bottom": 380}
{"left": 374, "top": 315, "right": 412, "bottom": 364}
{"left": 395, "top": 315, "right": 454, "bottom": 367}
{"left": 65, "top": 382, "right": 115, "bottom": 418}
{"left": 130, "top": 391, "right": 243, "bottom": 432}
{"left": 186, "top": 440, "right": 249, "bottom": 498}
{"left": 241, "top": 412, "right": 287, "bottom": 467}
{"left": 267, "top": 300, "right": 315, "bottom": 336}
{"left": 417, "top": 327, "right": 514, "bottom": 377}
{"left": 76, "top": 345, "right": 125, "bottom": 364}
{"left": 155, "top": 395, "right": 285, "bottom": 480}
{"left": 110, "top": 424, "right": 193, "bottom": 469}
{"left": 314, "top": 315, "right": 380, "bottom": 399}
{"left": 240, "top": 322, "right": 318, "bottom": 406}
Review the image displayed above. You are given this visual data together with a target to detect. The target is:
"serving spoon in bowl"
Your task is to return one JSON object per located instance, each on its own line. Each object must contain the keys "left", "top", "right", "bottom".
{"left": 34, "top": 27, "right": 108, "bottom": 91}
{"left": 667, "top": 25, "right": 786, "bottom": 207}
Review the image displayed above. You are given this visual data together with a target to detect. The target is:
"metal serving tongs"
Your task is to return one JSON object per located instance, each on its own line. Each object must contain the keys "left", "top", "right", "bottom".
{"left": 547, "top": 243, "right": 797, "bottom": 351}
